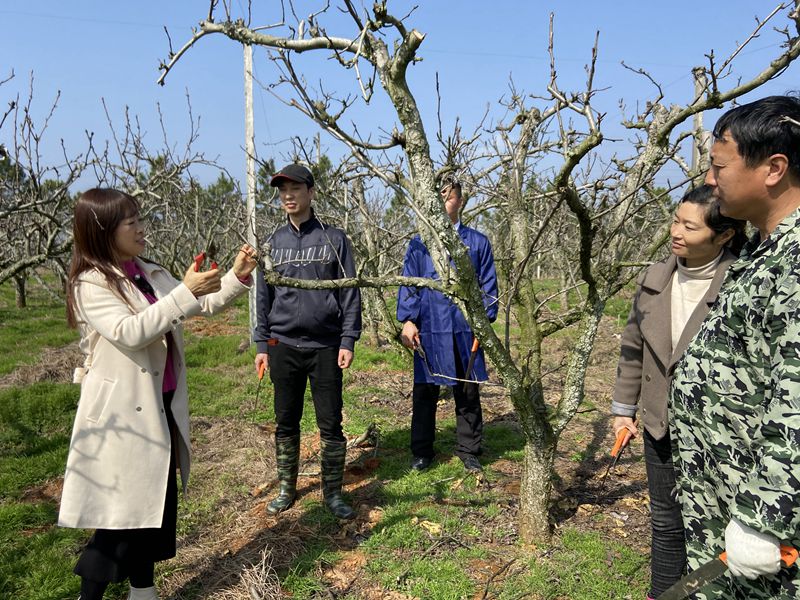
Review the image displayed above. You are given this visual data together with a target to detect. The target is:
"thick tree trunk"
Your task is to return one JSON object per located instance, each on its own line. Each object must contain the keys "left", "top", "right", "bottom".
{"left": 14, "top": 274, "right": 26, "bottom": 308}
{"left": 508, "top": 373, "right": 556, "bottom": 545}
{"left": 519, "top": 435, "right": 556, "bottom": 544}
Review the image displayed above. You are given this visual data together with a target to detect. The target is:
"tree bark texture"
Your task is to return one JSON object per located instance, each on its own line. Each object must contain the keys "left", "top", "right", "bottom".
{"left": 518, "top": 416, "right": 556, "bottom": 544}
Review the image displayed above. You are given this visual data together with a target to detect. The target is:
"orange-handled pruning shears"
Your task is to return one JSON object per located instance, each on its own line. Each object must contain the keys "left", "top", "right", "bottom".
{"left": 609, "top": 426, "right": 633, "bottom": 462}
{"left": 594, "top": 426, "right": 634, "bottom": 507}
{"left": 255, "top": 360, "right": 267, "bottom": 405}
{"left": 462, "top": 337, "right": 480, "bottom": 392}
{"left": 656, "top": 545, "right": 798, "bottom": 599}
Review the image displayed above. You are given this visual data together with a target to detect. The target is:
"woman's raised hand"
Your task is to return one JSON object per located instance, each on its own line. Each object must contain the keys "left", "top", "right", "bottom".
{"left": 183, "top": 261, "right": 222, "bottom": 297}
{"left": 233, "top": 243, "right": 259, "bottom": 280}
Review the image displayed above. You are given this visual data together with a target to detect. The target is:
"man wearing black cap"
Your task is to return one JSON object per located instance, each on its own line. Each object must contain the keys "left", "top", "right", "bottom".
{"left": 253, "top": 163, "right": 362, "bottom": 520}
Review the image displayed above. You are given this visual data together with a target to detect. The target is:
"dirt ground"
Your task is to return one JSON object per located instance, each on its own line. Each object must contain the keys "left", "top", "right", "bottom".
{"left": 15, "top": 313, "right": 651, "bottom": 599}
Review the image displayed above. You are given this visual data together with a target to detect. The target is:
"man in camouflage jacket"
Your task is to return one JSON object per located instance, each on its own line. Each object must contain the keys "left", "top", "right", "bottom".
{"left": 670, "top": 96, "right": 800, "bottom": 599}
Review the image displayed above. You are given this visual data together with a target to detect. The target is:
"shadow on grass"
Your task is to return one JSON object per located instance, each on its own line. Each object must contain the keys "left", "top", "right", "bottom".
{"left": 551, "top": 410, "right": 647, "bottom": 523}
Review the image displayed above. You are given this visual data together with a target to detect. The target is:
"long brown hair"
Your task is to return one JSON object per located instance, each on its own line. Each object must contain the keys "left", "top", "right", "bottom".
{"left": 66, "top": 188, "right": 140, "bottom": 328}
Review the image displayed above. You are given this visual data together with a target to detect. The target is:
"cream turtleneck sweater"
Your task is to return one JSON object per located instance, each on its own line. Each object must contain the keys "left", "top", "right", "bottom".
{"left": 670, "top": 252, "right": 723, "bottom": 352}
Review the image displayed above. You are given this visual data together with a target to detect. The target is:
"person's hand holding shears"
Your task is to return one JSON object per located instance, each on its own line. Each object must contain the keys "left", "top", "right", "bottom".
{"left": 612, "top": 416, "right": 639, "bottom": 440}
{"left": 400, "top": 320, "right": 421, "bottom": 350}
{"left": 183, "top": 241, "right": 221, "bottom": 298}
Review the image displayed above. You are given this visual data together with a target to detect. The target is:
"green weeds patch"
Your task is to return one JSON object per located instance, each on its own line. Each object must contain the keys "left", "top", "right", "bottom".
{"left": 0, "top": 383, "right": 77, "bottom": 498}
{"left": 0, "top": 280, "right": 78, "bottom": 375}
{"left": 500, "top": 528, "right": 649, "bottom": 599}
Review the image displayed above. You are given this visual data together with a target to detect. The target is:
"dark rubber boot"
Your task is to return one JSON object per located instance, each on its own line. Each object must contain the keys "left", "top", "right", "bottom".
{"left": 320, "top": 439, "right": 355, "bottom": 520}
{"left": 267, "top": 434, "right": 300, "bottom": 514}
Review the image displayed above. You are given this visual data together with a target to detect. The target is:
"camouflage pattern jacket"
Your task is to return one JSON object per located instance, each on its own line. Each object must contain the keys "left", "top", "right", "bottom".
{"left": 670, "top": 209, "right": 800, "bottom": 599}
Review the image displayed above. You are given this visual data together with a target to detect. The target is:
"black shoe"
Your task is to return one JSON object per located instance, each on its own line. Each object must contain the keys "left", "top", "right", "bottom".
{"left": 460, "top": 455, "right": 482, "bottom": 472}
{"left": 410, "top": 456, "right": 432, "bottom": 471}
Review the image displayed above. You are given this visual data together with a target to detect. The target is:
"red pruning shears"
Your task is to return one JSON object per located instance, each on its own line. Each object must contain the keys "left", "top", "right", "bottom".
{"left": 193, "top": 241, "right": 218, "bottom": 271}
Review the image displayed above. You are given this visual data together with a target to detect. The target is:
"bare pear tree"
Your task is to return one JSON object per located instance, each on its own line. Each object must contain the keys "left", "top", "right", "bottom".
{"left": 0, "top": 75, "right": 93, "bottom": 305}
{"left": 90, "top": 97, "right": 262, "bottom": 274}
{"left": 158, "top": 0, "right": 800, "bottom": 543}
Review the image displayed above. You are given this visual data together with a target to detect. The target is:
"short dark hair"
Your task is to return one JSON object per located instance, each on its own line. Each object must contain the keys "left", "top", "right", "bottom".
{"left": 439, "top": 173, "right": 462, "bottom": 199}
{"left": 712, "top": 95, "right": 800, "bottom": 181}
{"left": 446, "top": 181, "right": 462, "bottom": 199}
{"left": 680, "top": 184, "right": 748, "bottom": 256}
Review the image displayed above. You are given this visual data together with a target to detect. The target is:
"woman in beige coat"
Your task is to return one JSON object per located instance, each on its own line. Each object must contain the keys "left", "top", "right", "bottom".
{"left": 60, "top": 188, "right": 258, "bottom": 600}
{"left": 611, "top": 185, "right": 746, "bottom": 599}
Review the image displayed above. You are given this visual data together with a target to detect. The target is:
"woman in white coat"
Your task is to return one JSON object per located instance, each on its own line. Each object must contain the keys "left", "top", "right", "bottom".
{"left": 60, "top": 188, "right": 258, "bottom": 600}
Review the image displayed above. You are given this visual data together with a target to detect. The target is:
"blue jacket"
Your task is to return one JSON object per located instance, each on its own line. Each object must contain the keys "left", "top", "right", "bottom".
{"left": 254, "top": 212, "right": 361, "bottom": 353}
{"left": 397, "top": 223, "right": 498, "bottom": 385}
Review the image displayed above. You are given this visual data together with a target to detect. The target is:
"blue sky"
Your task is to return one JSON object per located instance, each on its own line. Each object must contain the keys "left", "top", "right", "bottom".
{"left": 3, "top": 1, "right": 800, "bottom": 189}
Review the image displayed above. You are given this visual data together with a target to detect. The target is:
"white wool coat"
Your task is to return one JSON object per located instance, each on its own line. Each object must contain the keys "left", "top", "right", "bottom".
{"left": 58, "top": 259, "right": 249, "bottom": 529}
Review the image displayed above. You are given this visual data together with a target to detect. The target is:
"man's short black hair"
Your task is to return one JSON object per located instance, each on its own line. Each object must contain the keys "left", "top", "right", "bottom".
{"left": 713, "top": 95, "right": 800, "bottom": 181}
{"left": 439, "top": 173, "right": 462, "bottom": 199}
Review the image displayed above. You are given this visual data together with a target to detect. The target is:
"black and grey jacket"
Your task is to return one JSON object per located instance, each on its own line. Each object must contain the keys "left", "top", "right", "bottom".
{"left": 254, "top": 211, "right": 362, "bottom": 353}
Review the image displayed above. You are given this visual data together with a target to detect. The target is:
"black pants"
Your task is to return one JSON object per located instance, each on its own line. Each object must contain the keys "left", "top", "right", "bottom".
{"left": 411, "top": 342, "right": 483, "bottom": 460}
{"left": 268, "top": 343, "right": 344, "bottom": 443}
{"left": 644, "top": 429, "right": 686, "bottom": 598}
{"left": 74, "top": 391, "right": 178, "bottom": 592}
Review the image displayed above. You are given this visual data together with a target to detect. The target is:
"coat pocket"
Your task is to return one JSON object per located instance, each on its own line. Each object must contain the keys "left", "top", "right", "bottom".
{"left": 83, "top": 377, "right": 116, "bottom": 423}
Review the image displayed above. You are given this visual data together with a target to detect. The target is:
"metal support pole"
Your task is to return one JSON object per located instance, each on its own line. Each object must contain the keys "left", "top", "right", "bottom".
{"left": 244, "top": 43, "right": 258, "bottom": 340}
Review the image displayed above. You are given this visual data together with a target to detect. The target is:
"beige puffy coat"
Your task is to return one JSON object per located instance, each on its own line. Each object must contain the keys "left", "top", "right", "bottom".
{"left": 58, "top": 259, "right": 249, "bottom": 529}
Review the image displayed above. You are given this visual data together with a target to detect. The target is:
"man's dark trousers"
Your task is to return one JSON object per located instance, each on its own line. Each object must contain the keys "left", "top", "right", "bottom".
{"left": 268, "top": 342, "right": 344, "bottom": 443}
{"left": 410, "top": 336, "right": 483, "bottom": 460}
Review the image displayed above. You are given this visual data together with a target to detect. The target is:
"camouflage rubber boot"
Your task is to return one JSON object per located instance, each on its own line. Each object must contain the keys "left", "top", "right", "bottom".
{"left": 320, "top": 438, "right": 355, "bottom": 520}
{"left": 267, "top": 434, "right": 300, "bottom": 515}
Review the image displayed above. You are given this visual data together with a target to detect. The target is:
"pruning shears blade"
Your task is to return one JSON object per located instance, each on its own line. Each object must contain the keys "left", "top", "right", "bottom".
{"left": 413, "top": 341, "right": 436, "bottom": 378}
{"left": 208, "top": 240, "right": 218, "bottom": 270}
{"left": 656, "top": 554, "right": 729, "bottom": 600}
{"left": 656, "top": 546, "right": 798, "bottom": 600}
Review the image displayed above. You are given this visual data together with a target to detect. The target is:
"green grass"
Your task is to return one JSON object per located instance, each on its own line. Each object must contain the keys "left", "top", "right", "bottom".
{"left": 519, "top": 277, "right": 635, "bottom": 321}
{"left": 0, "top": 283, "right": 78, "bottom": 376}
{"left": 500, "top": 528, "right": 649, "bottom": 600}
{"left": 0, "top": 383, "right": 77, "bottom": 499}
{"left": 0, "top": 383, "right": 84, "bottom": 599}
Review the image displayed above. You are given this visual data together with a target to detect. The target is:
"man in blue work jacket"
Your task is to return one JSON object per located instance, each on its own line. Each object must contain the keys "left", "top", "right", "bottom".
{"left": 397, "top": 177, "right": 499, "bottom": 472}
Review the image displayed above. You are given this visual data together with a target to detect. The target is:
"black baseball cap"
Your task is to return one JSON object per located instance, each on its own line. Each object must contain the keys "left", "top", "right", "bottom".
{"left": 270, "top": 164, "right": 315, "bottom": 188}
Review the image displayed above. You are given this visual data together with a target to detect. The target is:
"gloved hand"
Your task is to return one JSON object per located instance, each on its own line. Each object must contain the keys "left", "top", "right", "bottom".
{"left": 725, "top": 517, "right": 781, "bottom": 579}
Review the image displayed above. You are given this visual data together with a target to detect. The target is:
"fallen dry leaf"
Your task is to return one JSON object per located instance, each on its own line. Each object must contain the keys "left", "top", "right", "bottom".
{"left": 419, "top": 520, "right": 442, "bottom": 536}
